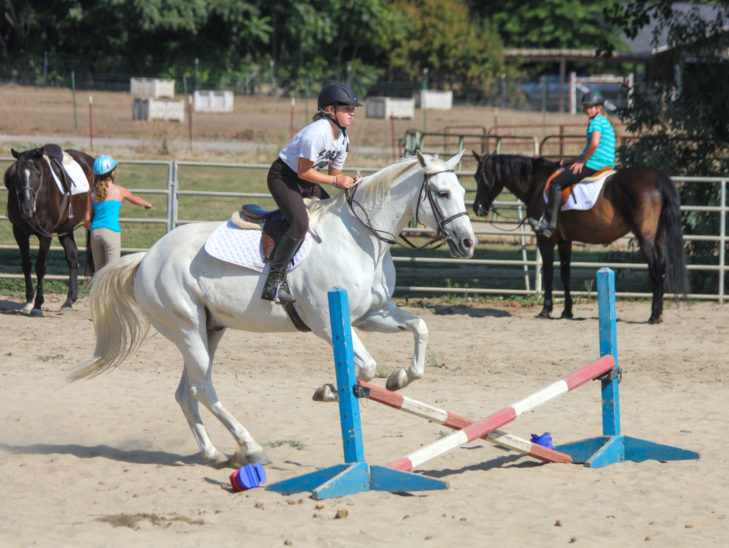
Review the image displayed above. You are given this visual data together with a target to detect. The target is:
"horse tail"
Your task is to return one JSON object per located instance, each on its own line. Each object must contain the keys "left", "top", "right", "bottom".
{"left": 69, "top": 252, "right": 149, "bottom": 381}
{"left": 658, "top": 172, "right": 690, "bottom": 298}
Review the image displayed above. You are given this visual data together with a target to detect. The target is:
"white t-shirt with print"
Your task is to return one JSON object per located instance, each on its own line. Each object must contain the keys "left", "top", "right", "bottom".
{"left": 279, "top": 118, "right": 349, "bottom": 173}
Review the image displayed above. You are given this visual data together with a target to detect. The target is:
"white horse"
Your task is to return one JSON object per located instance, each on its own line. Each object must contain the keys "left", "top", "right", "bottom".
{"left": 71, "top": 150, "right": 476, "bottom": 468}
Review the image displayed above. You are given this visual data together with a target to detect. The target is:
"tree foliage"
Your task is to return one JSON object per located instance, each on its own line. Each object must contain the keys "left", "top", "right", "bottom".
{"left": 0, "top": 0, "right": 506, "bottom": 96}
{"left": 378, "top": 0, "right": 505, "bottom": 84}
{"left": 610, "top": 0, "right": 729, "bottom": 175}
{"left": 469, "top": 0, "right": 627, "bottom": 51}
{"left": 607, "top": 0, "right": 729, "bottom": 291}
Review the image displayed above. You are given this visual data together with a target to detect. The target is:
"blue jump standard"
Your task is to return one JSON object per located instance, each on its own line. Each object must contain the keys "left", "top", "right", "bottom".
{"left": 555, "top": 268, "right": 699, "bottom": 467}
{"left": 266, "top": 287, "right": 448, "bottom": 500}
{"left": 267, "top": 268, "right": 698, "bottom": 499}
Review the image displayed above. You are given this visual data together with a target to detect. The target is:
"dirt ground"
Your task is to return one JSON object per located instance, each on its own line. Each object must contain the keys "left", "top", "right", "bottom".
{"left": 0, "top": 294, "right": 727, "bottom": 547}
{"left": 1, "top": 84, "right": 727, "bottom": 547}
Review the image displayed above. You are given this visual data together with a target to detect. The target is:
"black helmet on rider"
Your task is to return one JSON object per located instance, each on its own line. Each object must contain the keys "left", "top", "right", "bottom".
{"left": 318, "top": 83, "right": 362, "bottom": 111}
{"left": 581, "top": 90, "right": 605, "bottom": 106}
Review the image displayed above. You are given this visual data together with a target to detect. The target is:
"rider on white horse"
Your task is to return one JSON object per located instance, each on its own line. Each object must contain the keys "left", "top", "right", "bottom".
{"left": 263, "top": 83, "right": 363, "bottom": 303}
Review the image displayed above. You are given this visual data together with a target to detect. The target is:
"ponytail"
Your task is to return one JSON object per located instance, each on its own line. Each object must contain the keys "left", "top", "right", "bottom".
{"left": 312, "top": 108, "right": 329, "bottom": 122}
{"left": 94, "top": 175, "right": 111, "bottom": 200}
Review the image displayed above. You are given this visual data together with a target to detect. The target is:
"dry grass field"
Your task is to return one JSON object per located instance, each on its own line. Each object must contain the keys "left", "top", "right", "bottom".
{"left": 0, "top": 83, "right": 599, "bottom": 167}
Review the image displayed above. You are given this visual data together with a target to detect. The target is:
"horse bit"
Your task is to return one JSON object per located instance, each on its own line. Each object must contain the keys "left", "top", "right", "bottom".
{"left": 345, "top": 169, "right": 469, "bottom": 249}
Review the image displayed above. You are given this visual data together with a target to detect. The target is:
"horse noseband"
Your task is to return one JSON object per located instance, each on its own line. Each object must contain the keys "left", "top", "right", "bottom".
{"left": 417, "top": 169, "right": 469, "bottom": 241}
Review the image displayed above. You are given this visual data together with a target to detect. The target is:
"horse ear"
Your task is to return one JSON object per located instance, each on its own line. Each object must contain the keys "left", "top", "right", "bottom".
{"left": 11, "top": 148, "right": 20, "bottom": 159}
{"left": 415, "top": 149, "right": 427, "bottom": 168}
{"left": 472, "top": 150, "right": 481, "bottom": 163}
{"left": 445, "top": 149, "right": 465, "bottom": 170}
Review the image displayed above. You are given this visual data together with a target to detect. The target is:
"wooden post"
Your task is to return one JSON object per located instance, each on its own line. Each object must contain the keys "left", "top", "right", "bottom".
{"left": 88, "top": 96, "right": 93, "bottom": 150}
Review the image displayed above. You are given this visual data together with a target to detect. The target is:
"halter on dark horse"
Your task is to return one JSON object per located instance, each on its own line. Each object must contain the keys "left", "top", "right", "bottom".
{"left": 472, "top": 152, "right": 689, "bottom": 324}
{"left": 3, "top": 145, "right": 94, "bottom": 315}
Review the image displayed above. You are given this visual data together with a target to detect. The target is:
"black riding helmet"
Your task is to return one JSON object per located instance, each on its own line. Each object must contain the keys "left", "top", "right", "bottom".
{"left": 317, "top": 83, "right": 362, "bottom": 136}
{"left": 581, "top": 90, "right": 605, "bottom": 106}
{"left": 318, "top": 83, "right": 362, "bottom": 111}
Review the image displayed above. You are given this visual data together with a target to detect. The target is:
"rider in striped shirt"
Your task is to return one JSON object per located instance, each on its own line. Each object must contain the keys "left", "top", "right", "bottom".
{"left": 529, "top": 90, "right": 616, "bottom": 238}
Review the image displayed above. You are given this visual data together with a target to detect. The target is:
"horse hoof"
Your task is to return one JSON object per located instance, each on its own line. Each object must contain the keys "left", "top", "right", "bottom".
{"left": 386, "top": 369, "right": 409, "bottom": 391}
{"left": 30, "top": 308, "right": 43, "bottom": 317}
{"left": 312, "top": 383, "right": 338, "bottom": 402}
{"left": 229, "top": 448, "right": 271, "bottom": 469}
{"left": 561, "top": 311, "right": 574, "bottom": 319}
{"left": 536, "top": 310, "right": 551, "bottom": 319}
{"left": 205, "top": 452, "right": 230, "bottom": 469}
{"left": 60, "top": 305, "right": 73, "bottom": 314}
{"left": 245, "top": 450, "right": 272, "bottom": 466}
{"left": 648, "top": 316, "right": 662, "bottom": 324}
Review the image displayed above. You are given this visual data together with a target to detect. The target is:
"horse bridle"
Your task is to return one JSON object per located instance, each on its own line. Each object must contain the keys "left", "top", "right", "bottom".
{"left": 345, "top": 168, "right": 469, "bottom": 250}
{"left": 474, "top": 162, "right": 525, "bottom": 230}
{"left": 13, "top": 157, "right": 71, "bottom": 238}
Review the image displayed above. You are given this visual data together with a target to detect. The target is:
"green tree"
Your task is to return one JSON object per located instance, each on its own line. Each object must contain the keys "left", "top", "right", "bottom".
{"left": 607, "top": 0, "right": 729, "bottom": 292}
{"left": 377, "top": 0, "right": 506, "bottom": 87}
{"left": 253, "top": 0, "right": 390, "bottom": 94}
{"left": 0, "top": 0, "right": 272, "bottom": 86}
{"left": 469, "top": 0, "right": 627, "bottom": 51}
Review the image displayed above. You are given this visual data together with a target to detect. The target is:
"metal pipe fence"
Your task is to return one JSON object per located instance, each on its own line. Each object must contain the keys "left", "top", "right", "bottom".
{"left": 1, "top": 158, "right": 727, "bottom": 303}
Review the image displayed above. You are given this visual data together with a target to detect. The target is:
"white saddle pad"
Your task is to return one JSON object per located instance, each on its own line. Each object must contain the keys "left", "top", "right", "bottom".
{"left": 45, "top": 153, "right": 90, "bottom": 195}
{"left": 543, "top": 171, "right": 613, "bottom": 212}
{"left": 204, "top": 220, "right": 312, "bottom": 273}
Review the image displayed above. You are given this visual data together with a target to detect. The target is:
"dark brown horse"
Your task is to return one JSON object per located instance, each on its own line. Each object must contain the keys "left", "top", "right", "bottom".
{"left": 3, "top": 145, "right": 94, "bottom": 315}
{"left": 471, "top": 153, "right": 689, "bottom": 324}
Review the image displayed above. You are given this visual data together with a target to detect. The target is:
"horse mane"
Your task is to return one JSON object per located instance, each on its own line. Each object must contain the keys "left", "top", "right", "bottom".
{"left": 482, "top": 154, "right": 536, "bottom": 186}
{"left": 308, "top": 156, "right": 423, "bottom": 224}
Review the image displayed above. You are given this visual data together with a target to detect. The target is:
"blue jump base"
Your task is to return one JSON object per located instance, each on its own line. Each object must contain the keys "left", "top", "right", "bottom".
{"left": 266, "top": 287, "right": 448, "bottom": 499}
{"left": 267, "top": 268, "right": 698, "bottom": 499}
{"left": 554, "top": 268, "right": 699, "bottom": 466}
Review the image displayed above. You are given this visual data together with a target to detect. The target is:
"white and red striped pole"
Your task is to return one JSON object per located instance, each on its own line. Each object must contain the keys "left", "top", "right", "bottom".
{"left": 358, "top": 380, "right": 572, "bottom": 463}
{"left": 387, "top": 354, "right": 615, "bottom": 472}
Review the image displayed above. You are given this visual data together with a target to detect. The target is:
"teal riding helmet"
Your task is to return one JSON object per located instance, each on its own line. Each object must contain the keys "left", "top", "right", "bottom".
{"left": 93, "top": 154, "right": 118, "bottom": 177}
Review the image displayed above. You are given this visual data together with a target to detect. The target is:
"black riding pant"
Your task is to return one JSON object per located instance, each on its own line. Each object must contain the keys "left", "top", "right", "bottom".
{"left": 549, "top": 165, "right": 597, "bottom": 192}
{"left": 267, "top": 158, "right": 330, "bottom": 240}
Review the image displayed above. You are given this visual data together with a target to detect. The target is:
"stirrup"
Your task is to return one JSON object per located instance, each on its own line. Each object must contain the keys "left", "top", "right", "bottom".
{"left": 528, "top": 217, "right": 554, "bottom": 238}
{"left": 271, "top": 281, "right": 295, "bottom": 304}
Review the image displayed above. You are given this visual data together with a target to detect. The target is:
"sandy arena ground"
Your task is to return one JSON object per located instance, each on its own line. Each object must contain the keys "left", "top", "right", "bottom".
{"left": 1, "top": 84, "right": 727, "bottom": 547}
{"left": 1, "top": 294, "right": 727, "bottom": 547}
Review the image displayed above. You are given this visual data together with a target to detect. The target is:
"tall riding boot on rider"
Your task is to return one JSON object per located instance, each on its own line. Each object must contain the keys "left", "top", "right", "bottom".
{"left": 528, "top": 183, "right": 562, "bottom": 238}
{"left": 262, "top": 234, "right": 302, "bottom": 303}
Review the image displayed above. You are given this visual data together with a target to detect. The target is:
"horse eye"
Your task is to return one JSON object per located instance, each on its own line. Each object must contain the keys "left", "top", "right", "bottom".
{"left": 437, "top": 190, "right": 450, "bottom": 199}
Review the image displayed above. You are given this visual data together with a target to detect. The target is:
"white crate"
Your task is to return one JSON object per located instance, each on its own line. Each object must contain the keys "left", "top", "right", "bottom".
{"left": 365, "top": 97, "right": 415, "bottom": 119}
{"left": 132, "top": 98, "right": 185, "bottom": 122}
{"left": 130, "top": 77, "right": 175, "bottom": 99}
{"left": 193, "top": 90, "right": 234, "bottom": 112}
{"left": 415, "top": 90, "right": 453, "bottom": 110}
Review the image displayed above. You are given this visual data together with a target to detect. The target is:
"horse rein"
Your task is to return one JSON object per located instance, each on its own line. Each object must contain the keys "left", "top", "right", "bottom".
{"left": 345, "top": 168, "right": 469, "bottom": 250}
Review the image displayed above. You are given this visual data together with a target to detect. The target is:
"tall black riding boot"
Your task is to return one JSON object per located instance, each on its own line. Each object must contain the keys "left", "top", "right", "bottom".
{"left": 528, "top": 184, "right": 562, "bottom": 238}
{"left": 261, "top": 234, "right": 302, "bottom": 303}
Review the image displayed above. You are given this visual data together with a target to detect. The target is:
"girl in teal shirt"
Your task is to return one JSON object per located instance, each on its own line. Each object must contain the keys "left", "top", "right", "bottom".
{"left": 529, "top": 90, "right": 616, "bottom": 238}
{"left": 84, "top": 155, "right": 152, "bottom": 271}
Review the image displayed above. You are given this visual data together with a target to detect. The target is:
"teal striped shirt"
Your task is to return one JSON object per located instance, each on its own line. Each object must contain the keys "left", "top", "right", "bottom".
{"left": 583, "top": 114, "right": 615, "bottom": 170}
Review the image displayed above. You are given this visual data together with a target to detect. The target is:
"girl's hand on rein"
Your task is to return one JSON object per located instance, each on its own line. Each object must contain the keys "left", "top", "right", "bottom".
{"left": 335, "top": 175, "right": 356, "bottom": 189}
